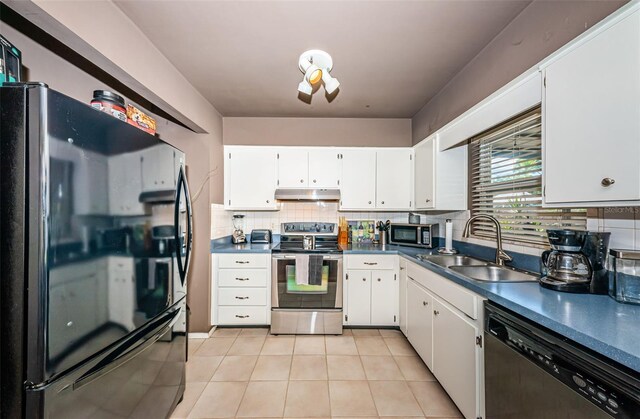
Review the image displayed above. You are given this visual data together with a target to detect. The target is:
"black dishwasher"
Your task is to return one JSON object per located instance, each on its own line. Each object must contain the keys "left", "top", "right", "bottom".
{"left": 485, "top": 302, "right": 640, "bottom": 418}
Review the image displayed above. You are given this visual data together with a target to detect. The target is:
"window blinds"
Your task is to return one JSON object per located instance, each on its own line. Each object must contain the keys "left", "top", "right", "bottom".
{"left": 469, "top": 108, "right": 587, "bottom": 246}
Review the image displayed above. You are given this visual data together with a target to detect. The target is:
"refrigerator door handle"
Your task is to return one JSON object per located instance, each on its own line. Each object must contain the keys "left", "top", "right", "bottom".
{"left": 174, "top": 167, "right": 187, "bottom": 284}
{"left": 72, "top": 307, "right": 181, "bottom": 391}
{"left": 183, "top": 166, "right": 193, "bottom": 283}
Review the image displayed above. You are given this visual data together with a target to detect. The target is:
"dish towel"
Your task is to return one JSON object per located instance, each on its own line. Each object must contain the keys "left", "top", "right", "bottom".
{"left": 308, "top": 255, "right": 324, "bottom": 286}
{"left": 295, "top": 255, "right": 310, "bottom": 285}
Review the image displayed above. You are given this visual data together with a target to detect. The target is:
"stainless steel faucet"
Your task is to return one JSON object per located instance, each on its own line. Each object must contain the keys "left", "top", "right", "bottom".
{"left": 462, "top": 214, "right": 512, "bottom": 266}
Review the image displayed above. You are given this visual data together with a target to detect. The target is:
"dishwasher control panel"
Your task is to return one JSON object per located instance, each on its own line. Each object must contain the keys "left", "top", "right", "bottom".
{"left": 487, "top": 313, "right": 639, "bottom": 419}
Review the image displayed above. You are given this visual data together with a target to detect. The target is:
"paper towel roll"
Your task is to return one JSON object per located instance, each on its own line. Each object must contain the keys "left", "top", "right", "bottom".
{"left": 445, "top": 219, "right": 453, "bottom": 250}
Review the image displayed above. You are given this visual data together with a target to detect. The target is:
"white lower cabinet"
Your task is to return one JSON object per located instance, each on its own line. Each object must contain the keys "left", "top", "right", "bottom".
{"left": 213, "top": 253, "right": 271, "bottom": 326}
{"left": 405, "top": 259, "right": 485, "bottom": 419}
{"left": 107, "top": 257, "right": 136, "bottom": 330}
{"left": 344, "top": 255, "right": 398, "bottom": 326}
{"left": 406, "top": 279, "right": 433, "bottom": 370}
{"left": 432, "top": 298, "right": 482, "bottom": 419}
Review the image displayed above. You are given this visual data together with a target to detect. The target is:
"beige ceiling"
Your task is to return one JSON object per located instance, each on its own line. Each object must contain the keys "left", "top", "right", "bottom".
{"left": 115, "top": 0, "right": 531, "bottom": 118}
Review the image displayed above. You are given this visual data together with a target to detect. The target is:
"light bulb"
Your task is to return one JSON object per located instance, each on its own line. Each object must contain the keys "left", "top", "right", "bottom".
{"left": 305, "top": 65, "right": 323, "bottom": 85}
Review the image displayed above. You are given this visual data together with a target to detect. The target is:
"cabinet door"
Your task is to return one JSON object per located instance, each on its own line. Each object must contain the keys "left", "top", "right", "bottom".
{"left": 108, "top": 152, "right": 146, "bottom": 216}
{"left": 544, "top": 10, "right": 640, "bottom": 205}
{"left": 406, "top": 280, "right": 433, "bottom": 370}
{"left": 376, "top": 149, "right": 413, "bottom": 209}
{"left": 340, "top": 149, "right": 376, "bottom": 210}
{"left": 74, "top": 150, "right": 109, "bottom": 215}
{"left": 141, "top": 145, "right": 176, "bottom": 192}
{"left": 67, "top": 274, "right": 99, "bottom": 339}
{"left": 346, "top": 270, "right": 371, "bottom": 325}
{"left": 278, "top": 149, "right": 309, "bottom": 188}
{"left": 309, "top": 149, "right": 341, "bottom": 188}
{"left": 414, "top": 138, "right": 436, "bottom": 210}
{"left": 226, "top": 148, "right": 277, "bottom": 209}
{"left": 371, "top": 270, "right": 398, "bottom": 326}
{"left": 432, "top": 298, "right": 480, "bottom": 419}
{"left": 48, "top": 285, "right": 71, "bottom": 359}
{"left": 108, "top": 269, "right": 136, "bottom": 330}
{"left": 399, "top": 260, "right": 408, "bottom": 336}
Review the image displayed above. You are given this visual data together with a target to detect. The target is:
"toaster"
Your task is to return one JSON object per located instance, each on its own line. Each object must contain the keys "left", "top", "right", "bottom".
{"left": 250, "top": 229, "right": 272, "bottom": 244}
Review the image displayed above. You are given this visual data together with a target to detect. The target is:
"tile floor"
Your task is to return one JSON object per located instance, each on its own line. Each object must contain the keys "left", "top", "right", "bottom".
{"left": 172, "top": 328, "right": 462, "bottom": 418}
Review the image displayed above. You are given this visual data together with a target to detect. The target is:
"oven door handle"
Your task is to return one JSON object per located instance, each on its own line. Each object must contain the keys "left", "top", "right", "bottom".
{"left": 272, "top": 255, "right": 343, "bottom": 260}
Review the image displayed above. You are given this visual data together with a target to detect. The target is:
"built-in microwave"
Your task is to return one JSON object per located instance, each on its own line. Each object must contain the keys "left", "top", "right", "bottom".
{"left": 388, "top": 223, "right": 439, "bottom": 248}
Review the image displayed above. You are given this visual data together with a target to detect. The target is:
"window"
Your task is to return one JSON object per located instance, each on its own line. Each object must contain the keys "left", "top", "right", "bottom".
{"left": 469, "top": 107, "right": 587, "bottom": 246}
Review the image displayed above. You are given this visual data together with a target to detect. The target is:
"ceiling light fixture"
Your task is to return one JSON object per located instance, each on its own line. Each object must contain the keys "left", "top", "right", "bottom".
{"left": 297, "top": 50, "right": 340, "bottom": 96}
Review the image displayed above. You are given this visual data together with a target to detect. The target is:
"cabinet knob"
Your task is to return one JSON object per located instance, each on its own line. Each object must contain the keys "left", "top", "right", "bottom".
{"left": 381, "top": 201, "right": 385, "bottom": 205}
{"left": 426, "top": 199, "right": 431, "bottom": 202}
{"left": 266, "top": 200, "right": 270, "bottom": 203}
{"left": 433, "top": 310, "right": 440, "bottom": 316}
{"left": 362, "top": 278, "right": 367, "bottom": 281}
{"left": 300, "top": 179, "right": 304, "bottom": 183}
{"left": 368, "top": 201, "right": 372, "bottom": 205}
{"left": 313, "top": 179, "right": 317, "bottom": 183}
{"left": 423, "top": 301, "right": 428, "bottom": 306}
{"left": 66, "top": 321, "right": 73, "bottom": 327}
{"left": 377, "top": 278, "right": 381, "bottom": 282}
{"left": 601, "top": 178, "right": 615, "bottom": 187}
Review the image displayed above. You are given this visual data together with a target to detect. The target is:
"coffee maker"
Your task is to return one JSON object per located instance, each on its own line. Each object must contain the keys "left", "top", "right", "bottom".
{"left": 540, "top": 229, "right": 611, "bottom": 294}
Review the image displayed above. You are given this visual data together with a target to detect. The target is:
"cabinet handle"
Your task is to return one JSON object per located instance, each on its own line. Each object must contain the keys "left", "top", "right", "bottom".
{"left": 235, "top": 315, "right": 250, "bottom": 318}
{"left": 66, "top": 321, "right": 74, "bottom": 327}
{"left": 377, "top": 278, "right": 381, "bottom": 282}
{"left": 235, "top": 261, "right": 250, "bottom": 264}
{"left": 235, "top": 277, "right": 250, "bottom": 281}
{"left": 364, "top": 262, "right": 378, "bottom": 265}
{"left": 235, "top": 296, "right": 249, "bottom": 300}
{"left": 400, "top": 267, "right": 405, "bottom": 271}
{"left": 601, "top": 178, "right": 615, "bottom": 187}
{"left": 426, "top": 199, "right": 431, "bottom": 202}
{"left": 423, "top": 301, "right": 428, "bottom": 306}
{"left": 433, "top": 310, "right": 440, "bottom": 316}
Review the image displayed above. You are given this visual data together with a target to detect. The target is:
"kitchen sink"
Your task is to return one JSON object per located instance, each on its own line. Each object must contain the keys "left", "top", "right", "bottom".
{"left": 416, "top": 254, "right": 489, "bottom": 267}
{"left": 448, "top": 265, "right": 539, "bottom": 283}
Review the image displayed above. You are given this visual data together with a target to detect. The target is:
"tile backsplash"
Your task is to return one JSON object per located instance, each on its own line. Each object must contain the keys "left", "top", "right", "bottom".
{"left": 211, "top": 204, "right": 640, "bottom": 256}
{"left": 211, "top": 202, "right": 414, "bottom": 240}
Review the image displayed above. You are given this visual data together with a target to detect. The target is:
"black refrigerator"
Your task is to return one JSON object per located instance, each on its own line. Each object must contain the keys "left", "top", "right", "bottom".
{"left": 1, "top": 83, "right": 193, "bottom": 418}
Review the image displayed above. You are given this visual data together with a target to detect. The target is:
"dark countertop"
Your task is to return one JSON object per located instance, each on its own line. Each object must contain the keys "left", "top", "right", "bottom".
{"left": 211, "top": 239, "right": 640, "bottom": 372}
{"left": 344, "top": 242, "right": 640, "bottom": 373}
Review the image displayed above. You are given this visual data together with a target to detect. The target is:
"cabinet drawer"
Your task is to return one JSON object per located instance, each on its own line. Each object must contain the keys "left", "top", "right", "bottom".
{"left": 218, "top": 254, "right": 269, "bottom": 269}
{"left": 218, "top": 269, "right": 268, "bottom": 287}
{"left": 407, "top": 262, "right": 479, "bottom": 320}
{"left": 218, "top": 288, "right": 267, "bottom": 306}
{"left": 347, "top": 255, "right": 396, "bottom": 270}
{"left": 218, "top": 306, "right": 268, "bottom": 325}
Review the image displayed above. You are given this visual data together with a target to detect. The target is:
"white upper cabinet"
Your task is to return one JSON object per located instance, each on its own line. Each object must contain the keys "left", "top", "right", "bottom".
{"left": 276, "top": 148, "right": 342, "bottom": 189}
{"left": 141, "top": 145, "right": 176, "bottom": 192}
{"left": 376, "top": 148, "right": 413, "bottom": 210}
{"left": 308, "top": 149, "right": 341, "bottom": 188}
{"left": 225, "top": 146, "right": 277, "bottom": 210}
{"left": 414, "top": 135, "right": 467, "bottom": 211}
{"left": 340, "top": 149, "right": 377, "bottom": 210}
{"left": 414, "top": 138, "right": 436, "bottom": 210}
{"left": 108, "top": 151, "right": 146, "bottom": 216}
{"left": 542, "top": 9, "right": 640, "bottom": 206}
{"left": 277, "top": 149, "right": 309, "bottom": 188}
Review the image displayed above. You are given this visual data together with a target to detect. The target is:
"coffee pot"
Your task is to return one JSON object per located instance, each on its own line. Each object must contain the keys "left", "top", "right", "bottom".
{"left": 540, "top": 229, "right": 610, "bottom": 294}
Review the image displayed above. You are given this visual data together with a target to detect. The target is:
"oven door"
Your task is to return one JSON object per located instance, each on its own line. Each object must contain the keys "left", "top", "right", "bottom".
{"left": 271, "top": 254, "right": 343, "bottom": 309}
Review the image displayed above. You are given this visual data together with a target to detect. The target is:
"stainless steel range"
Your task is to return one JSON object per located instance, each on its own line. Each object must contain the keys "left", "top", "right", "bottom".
{"left": 271, "top": 222, "right": 343, "bottom": 335}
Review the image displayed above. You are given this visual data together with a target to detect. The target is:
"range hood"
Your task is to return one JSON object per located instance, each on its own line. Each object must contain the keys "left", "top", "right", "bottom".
{"left": 274, "top": 188, "right": 341, "bottom": 201}
{"left": 139, "top": 190, "right": 175, "bottom": 204}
